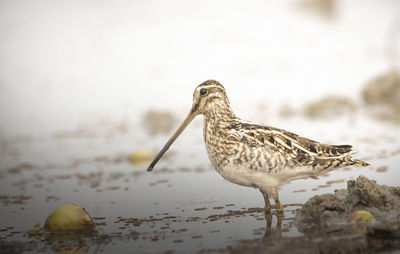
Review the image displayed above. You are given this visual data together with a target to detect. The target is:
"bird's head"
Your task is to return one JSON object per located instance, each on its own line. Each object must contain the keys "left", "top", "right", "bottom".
{"left": 147, "top": 80, "right": 229, "bottom": 172}
{"left": 190, "top": 80, "right": 229, "bottom": 116}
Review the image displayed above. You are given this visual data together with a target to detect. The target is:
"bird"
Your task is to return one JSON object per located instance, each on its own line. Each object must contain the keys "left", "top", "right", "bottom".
{"left": 147, "top": 80, "right": 369, "bottom": 213}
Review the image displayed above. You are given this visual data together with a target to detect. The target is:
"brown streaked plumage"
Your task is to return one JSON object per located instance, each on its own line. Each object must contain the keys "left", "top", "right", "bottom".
{"left": 147, "top": 80, "right": 370, "bottom": 213}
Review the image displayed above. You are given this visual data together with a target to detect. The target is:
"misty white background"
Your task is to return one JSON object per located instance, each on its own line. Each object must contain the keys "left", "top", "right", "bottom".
{"left": 1, "top": 0, "right": 399, "bottom": 139}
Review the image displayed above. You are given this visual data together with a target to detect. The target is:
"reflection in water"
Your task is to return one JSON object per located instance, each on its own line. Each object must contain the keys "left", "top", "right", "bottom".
{"left": 263, "top": 213, "right": 282, "bottom": 240}
{"left": 52, "top": 243, "right": 90, "bottom": 254}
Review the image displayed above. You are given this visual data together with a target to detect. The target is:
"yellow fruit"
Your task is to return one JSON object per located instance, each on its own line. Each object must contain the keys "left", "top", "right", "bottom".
{"left": 129, "top": 150, "right": 156, "bottom": 166}
{"left": 350, "top": 210, "right": 375, "bottom": 234}
{"left": 44, "top": 203, "right": 93, "bottom": 229}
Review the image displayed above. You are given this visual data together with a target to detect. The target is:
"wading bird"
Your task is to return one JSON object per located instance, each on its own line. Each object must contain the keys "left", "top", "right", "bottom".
{"left": 147, "top": 80, "right": 369, "bottom": 213}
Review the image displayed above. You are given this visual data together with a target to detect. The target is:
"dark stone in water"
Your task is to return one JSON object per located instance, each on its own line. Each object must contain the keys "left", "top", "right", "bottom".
{"left": 296, "top": 175, "right": 400, "bottom": 234}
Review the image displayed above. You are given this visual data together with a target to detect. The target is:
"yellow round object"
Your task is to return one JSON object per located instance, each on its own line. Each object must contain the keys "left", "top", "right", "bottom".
{"left": 44, "top": 203, "right": 93, "bottom": 229}
{"left": 350, "top": 210, "right": 375, "bottom": 234}
{"left": 129, "top": 150, "right": 156, "bottom": 166}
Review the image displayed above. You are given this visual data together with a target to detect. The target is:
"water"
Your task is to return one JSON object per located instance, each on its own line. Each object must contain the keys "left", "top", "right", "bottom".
{"left": 1, "top": 0, "right": 400, "bottom": 253}
{"left": 1, "top": 106, "right": 399, "bottom": 253}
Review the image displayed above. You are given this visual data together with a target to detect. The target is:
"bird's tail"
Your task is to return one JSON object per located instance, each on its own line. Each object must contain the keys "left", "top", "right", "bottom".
{"left": 354, "top": 159, "right": 370, "bottom": 167}
{"left": 312, "top": 157, "right": 371, "bottom": 178}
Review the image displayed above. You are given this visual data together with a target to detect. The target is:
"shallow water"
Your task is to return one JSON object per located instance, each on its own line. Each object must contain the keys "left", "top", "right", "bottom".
{"left": 1, "top": 107, "right": 399, "bottom": 253}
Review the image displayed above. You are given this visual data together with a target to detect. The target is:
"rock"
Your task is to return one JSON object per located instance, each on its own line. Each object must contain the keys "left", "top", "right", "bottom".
{"left": 320, "top": 210, "right": 340, "bottom": 226}
{"left": 304, "top": 95, "right": 357, "bottom": 118}
{"left": 362, "top": 70, "right": 400, "bottom": 123}
{"left": 367, "top": 223, "right": 400, "bottom": 251}
{"left": 303, "top": 194, "right": 345, "bottom": 218}
{"left": 363, "top": 70, "right": 400, "bottom": 106}
{"left": 296, "top": 176, "right": 400, "bottom": 234}
{"left": 346, "top": 176, "right": 400, "bottom": 210}
{"left": 44, "top": 203, "right": 94, "bottom": 230}
{"left": 334, "top": 189, "right": 348, "bottom": 201}
{"left": 296, "top": 193, "right": 345, "bottom": 232}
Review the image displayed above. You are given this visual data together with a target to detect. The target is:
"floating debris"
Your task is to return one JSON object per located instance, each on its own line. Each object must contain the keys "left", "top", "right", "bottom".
{"left": 180, "top": 198, "right": 218, "bottom": 205}
{"left": 6, "top": 163, "right": 35, "bottom": 174}
{"left": 0, "top": 195, "right": 32, "bottom": 206}
{"left": 376, "top": 166, "right": 388, "bottom": 173}
{"left": 326, "top": 179, "right": 345, "bottom": 185}
{"left": 213, "top": 206, "right": 225, "bottom": 210}
{"left": 107, "top": 186, "right": 121, "bottom": 191}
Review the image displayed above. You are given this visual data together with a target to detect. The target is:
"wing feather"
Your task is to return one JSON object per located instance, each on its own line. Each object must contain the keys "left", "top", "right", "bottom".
{"left": 232, "top": 122, "right": 355, "bottom": 162}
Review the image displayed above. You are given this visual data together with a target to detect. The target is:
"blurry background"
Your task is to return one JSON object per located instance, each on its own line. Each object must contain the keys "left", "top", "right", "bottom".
{"left": 0, "top": 0, "right": 399, "bottom": 138}
{"left": 0, "top": 1, "right": 400, "bottom": 252}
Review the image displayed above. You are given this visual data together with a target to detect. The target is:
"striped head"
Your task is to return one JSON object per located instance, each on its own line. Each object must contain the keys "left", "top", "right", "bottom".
{"left": 190, "top": 80, "right": 230, "bottom": 116}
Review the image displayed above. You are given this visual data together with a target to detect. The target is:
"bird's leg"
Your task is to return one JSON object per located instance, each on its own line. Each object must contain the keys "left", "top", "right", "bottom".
{"left": 272, "top": 188, "right": 284, "bottom": 213}
{"left": 263, "top": 212, "right": 272, "bottom": 237}
{"left": 260, "top": 190, "right": 271, "bottom": 213}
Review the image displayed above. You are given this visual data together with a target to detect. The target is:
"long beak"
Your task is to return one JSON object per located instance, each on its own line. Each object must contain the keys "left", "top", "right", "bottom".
{"left": 147, "top": 108, "right": 198, "bottom": 172}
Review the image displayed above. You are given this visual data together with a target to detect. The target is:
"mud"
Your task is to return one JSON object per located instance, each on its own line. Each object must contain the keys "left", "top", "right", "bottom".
{"left": 298, "top": 0, "right": 336, "bottom": 19}
{"left": 142, "top": 110, "right": 177, "bottom": 135}
{"left": 362, "top": 69, "right": 400, "bottom": 123}
{"left": 304, "top": 95, "right": 357, "bottom": 118}
{"left": 296, "top": 175, "right": 400, "bottom": 233}
{"left": 230, "top": 175, "right": 400, "bottom": 253}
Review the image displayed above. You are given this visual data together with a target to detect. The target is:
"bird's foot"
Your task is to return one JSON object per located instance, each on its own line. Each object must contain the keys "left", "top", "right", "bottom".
{"left": 275, "top": 200, "right": 284, "bottom": 214}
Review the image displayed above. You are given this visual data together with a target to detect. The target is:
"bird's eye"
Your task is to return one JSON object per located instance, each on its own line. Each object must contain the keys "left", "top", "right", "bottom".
{"left": 200, "top": 88, "right": 207, "bottom": 96}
